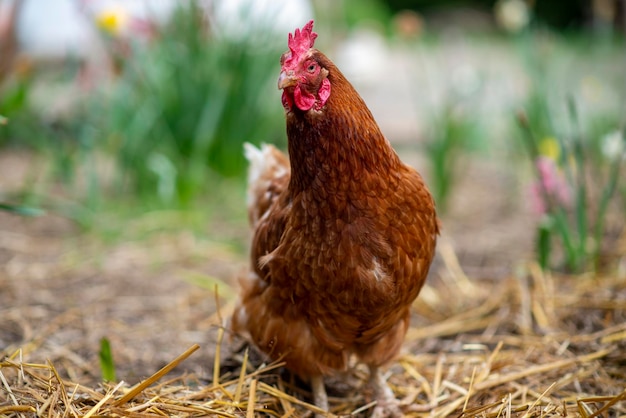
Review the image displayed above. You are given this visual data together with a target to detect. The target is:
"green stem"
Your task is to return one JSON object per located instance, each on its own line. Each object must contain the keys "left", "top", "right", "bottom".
{"left": 593, "top": 128, "right": 625, "bottom": 270}
{"left": 567, "top": 98, "right": 587, "bottom": 271}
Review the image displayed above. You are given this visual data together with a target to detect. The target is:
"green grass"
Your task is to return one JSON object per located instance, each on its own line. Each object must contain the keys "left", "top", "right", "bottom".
{"left": 82, "top": 2, "right": 286, "bottom": 206}
{"left": 99, "top": 337, "right": 116, "bottom": 382}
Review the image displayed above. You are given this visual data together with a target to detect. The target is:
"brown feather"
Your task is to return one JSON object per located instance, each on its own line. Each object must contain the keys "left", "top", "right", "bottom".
{"left": 232, "top": 49, "right": 439, "bottom": 379}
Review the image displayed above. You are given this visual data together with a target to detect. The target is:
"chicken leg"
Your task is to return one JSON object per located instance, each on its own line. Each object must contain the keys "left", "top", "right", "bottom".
{"left": 311, "top": 375, "right": 329, "bottom": 417}
{"left": 368, "top": 366, "right": 402, "bottom": 418}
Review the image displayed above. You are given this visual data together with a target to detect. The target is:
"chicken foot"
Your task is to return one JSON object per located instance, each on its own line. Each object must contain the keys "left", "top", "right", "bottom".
{"left": 368, "top": 366, "right": 403, "bottom": 418}
{"left": 311, "top": 375, "right": 329, "bottom": 417}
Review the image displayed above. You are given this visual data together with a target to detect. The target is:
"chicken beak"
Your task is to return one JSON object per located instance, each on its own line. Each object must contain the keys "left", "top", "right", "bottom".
{"left": 278, "top": 71, "right": 298, "bottom": 89}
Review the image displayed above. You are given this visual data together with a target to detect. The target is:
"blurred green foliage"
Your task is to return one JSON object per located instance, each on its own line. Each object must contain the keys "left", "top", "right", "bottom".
{"left": 0, "top": 1, "right": 624, "bottom": 272}
{"left": 333, "top": 0, "right": 392, "bottom": 30}
{"left": 514, "top": 31, "right": 625, "bottom": 272}
{"left": 0, "top": 70, "right": 85, "bottom": 188}
{"left": 425, "top": 103, "right": 481, "bottom": 214}
{"left": 88, "top": 3, "right": 285, "bottom": 205}
{"left": 99, "top": 337, "right": 116, "bottom": 382}
{"left": 517, "top": 103, "right": 624, "bottom": 273}
{"left": 0, "top": 75, "right": 36, "bottom": 147}
{"left": 0, "top": 202, "right": 45, "bottom": 216}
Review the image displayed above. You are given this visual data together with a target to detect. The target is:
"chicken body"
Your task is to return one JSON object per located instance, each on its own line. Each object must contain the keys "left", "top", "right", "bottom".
{"left": 232, "top": 21, "right": 438, "bottom": 416}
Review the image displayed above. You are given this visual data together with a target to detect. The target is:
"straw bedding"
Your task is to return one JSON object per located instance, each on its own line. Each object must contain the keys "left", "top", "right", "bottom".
{"left": 1, "top": 243, "right": 625, "bottom": 417}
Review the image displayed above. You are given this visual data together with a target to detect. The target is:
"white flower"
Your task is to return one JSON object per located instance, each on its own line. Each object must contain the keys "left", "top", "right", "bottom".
{"left": 601, "top": 130, "right": 625, "bottom": 161}
{"left": 494, "top": 0, "right": 530, "bottom": 33}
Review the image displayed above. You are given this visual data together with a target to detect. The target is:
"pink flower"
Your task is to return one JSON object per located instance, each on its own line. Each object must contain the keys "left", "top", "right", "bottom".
{"left": 529, "top": 156, "right": 572, "bottom": 215}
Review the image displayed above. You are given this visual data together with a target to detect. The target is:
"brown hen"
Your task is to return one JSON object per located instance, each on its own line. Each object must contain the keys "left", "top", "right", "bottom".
{"left": 232, "top": 20, "right": 438, "bottom": 417}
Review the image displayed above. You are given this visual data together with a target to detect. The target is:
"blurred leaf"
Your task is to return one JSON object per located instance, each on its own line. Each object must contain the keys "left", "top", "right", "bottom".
{"left": 99, "top": 337, "right": 116, "bottom": 382}
{"left": 425, "top": 103, "right": 479, "bottom": 214}
{"left": 0, "top": 78, "right": 28, "bottom": 112}
{"left": 537, "top": 217, "right": 552, "bottom": 270}
{"left": 0, "top": 202, "right": 45, "bottom": 216}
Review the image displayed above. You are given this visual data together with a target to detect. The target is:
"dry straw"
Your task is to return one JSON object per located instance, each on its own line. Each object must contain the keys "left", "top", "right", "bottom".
{"left": 1, "top": 246, "right": 625, "bottom": 417}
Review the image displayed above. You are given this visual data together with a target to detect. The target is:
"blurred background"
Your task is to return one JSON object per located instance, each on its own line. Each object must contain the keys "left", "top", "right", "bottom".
{"left": 1, "top": 0, "right": 625, "bottom": 280}
{"left": 1, "top": 0, "right": 625, "bottom": 381}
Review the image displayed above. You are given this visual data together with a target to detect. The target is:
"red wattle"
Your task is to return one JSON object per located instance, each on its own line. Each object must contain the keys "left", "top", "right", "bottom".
{"left": 293, "top": 85, "right": 316, "bottom": 111}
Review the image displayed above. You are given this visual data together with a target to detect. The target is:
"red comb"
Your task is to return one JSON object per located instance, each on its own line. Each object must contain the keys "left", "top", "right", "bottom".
{"left": 284, "top": 20, "right": 317, "bottom": 67}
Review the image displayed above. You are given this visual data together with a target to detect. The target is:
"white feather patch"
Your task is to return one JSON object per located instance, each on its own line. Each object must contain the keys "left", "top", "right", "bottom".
{"left": 372, "top": 258, "right": 388, "bottom": 282}
{"left": 244, "top": 142, "right": 266, "bottom": 187}
{"left": 243, "top": 142, "right": 288, "bottom": 211}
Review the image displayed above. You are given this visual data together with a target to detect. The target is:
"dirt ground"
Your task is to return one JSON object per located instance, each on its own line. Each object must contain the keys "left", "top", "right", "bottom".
{"left": 0, "top": 202, "right": 223, "bottom": 382}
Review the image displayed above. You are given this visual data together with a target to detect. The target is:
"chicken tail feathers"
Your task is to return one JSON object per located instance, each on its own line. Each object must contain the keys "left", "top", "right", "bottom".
{"left": 243, "top": 142, "right": 290, "bottom": 226}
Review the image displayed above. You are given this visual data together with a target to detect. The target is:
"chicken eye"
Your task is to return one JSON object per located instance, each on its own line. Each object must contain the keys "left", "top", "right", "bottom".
{"left": 307, "top": 63, "right": 317, "bottom": 73}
